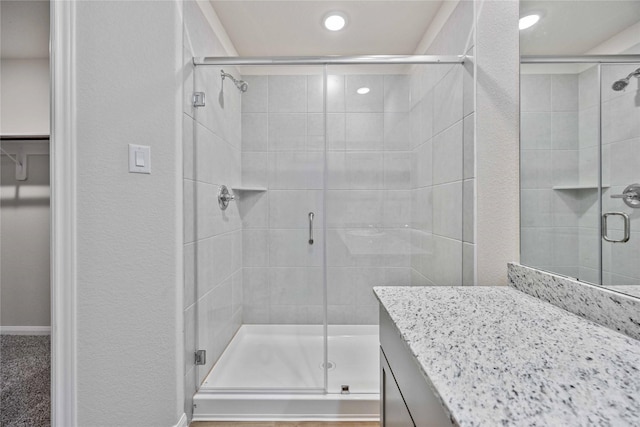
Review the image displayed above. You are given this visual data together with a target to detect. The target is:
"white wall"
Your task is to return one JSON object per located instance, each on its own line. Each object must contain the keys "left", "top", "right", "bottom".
{"left": 1, "top": 154, "right": 51, "bottom": 328}
{"left": 0, "top": 59, "right": 50, "bottom": 136}
{"left": 72, "top": 1, "right": 183, "bottom": 425}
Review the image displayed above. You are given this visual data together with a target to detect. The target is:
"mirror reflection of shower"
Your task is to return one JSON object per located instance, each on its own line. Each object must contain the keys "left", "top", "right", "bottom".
{"left": 219, "top": 69, "right": 248, "bottom": 108}
{"left": 612, "top": 67, "right": 640, "bottom": 91}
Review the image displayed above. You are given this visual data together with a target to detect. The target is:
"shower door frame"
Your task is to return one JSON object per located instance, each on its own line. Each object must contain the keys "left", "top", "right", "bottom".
{"left": 520, "top": 54, "right": 640, "bottom": 288}
{"left": 191, "top": 54, "right": 465, "bottom": 395}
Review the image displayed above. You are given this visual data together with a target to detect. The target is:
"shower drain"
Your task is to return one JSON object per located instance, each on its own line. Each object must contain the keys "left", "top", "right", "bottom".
{"left": 320, "top": 360, "right": 336, "bottom": 371}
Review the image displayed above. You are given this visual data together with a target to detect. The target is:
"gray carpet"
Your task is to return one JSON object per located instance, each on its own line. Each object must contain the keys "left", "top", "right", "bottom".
{"left": 0, "top": 335, "right": 50, "bottom": 427}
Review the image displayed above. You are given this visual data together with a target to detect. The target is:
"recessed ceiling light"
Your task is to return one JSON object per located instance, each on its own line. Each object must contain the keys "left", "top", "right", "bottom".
{"left": 519, "top": 14, "right": 540, "bottom": 30}
{"left": 356, "top": 87, "right": 370, "bottom": 95}
{"left": 324, "top": 12, "right": 347, "bottom": 31}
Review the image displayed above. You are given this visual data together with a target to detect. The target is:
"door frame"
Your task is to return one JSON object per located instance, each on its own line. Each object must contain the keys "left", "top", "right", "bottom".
{"left": 50, "top": 1, "right": 78, "bottom": 425}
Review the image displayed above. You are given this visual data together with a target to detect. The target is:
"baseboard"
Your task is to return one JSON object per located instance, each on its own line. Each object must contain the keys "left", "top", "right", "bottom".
{"left": 174, "top": 413, "right": 188, "bottom": 427}
{"left": 0, "top": 326, "right": 51, "bottom": 335}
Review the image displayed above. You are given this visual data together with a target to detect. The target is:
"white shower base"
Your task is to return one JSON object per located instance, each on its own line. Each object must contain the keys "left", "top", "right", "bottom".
{"left": 193, "top": 324, "right": 380, "bottom": 421}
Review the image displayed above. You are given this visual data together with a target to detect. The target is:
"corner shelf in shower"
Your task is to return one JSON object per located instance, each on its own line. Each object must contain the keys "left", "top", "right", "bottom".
{"left": 231, "top": 186, "right": 267, "bottom": 192}
{"left": 552, "top": 184, "right": 610, "bottom": 190}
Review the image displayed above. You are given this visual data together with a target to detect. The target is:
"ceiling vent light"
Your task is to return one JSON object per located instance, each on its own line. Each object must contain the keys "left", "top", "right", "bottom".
{"left": 356, "top": 87, "right": 370, "bottom": 95}
{"left": 519, "top": 14, "right": 540, "bottom": 30}
{"left": 324, "top": 12, "right": 347, "bottom": 31}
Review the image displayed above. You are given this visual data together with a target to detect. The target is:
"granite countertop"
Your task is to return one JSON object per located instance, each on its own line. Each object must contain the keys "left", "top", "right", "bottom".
{"left": 374, "top": 286, "right": 640, "bottom": 427}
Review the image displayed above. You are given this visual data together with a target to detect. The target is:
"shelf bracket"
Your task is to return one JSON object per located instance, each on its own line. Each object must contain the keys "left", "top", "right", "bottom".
{"left": 1, "top": 145, "right": 27, "bottom": 181}
{"left": 15, "top": 148, "right": 27, "bottom": 181}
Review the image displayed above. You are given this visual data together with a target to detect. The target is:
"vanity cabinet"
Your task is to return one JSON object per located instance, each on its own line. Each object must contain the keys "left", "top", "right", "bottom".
{"left": 380, "top": 307, "right": 453, "bottom": 427}
{"left": 381, "top": 348, "right": 415, "bottom": 426}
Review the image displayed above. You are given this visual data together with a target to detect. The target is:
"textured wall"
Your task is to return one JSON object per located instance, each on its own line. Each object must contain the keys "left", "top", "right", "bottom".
{"left": 475, "top": 0, "right": 520, "bottom": 285}
{"left": 73, "top": 1, "right": 183, "bottom": 425}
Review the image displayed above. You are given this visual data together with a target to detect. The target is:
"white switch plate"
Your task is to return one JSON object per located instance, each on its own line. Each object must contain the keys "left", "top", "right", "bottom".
{"left": 129, "top": 144, "right": 151, "bottom": 174}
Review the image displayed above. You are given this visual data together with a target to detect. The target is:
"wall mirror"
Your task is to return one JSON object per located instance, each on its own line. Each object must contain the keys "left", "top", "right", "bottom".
{"left": 519, "top": 1, "right": 640, "bottom": 299}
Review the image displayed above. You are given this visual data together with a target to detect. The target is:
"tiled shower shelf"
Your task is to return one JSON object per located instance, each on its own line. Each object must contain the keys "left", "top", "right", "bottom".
{"left": 231, "top": 186, "right": 267, "bottom": 192}
{"left": 552, "top": 184, "right": 610, "bottom": 190}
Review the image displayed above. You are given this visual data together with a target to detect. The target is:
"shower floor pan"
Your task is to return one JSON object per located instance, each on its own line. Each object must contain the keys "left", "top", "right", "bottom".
{"left": 193, "top": 324, "right": 380, "bottom": 421}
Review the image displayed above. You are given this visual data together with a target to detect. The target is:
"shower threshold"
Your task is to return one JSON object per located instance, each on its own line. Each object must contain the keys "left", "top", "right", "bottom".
{"left": 192, "top": 324, "right": 380, "bottom": 421}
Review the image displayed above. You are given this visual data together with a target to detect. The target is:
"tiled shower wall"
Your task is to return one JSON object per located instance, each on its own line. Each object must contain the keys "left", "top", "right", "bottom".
{"left": 409, "top": 60, "right": 475, "bottom": 287}
{"left": 240, "top": 74, "right": 325, "bottom": 324}
{"left": 240, "top": 73, "right": 414, "bottom": 325}
{"left": 410, "top": 0, "right": 475, "bottom": 287}
{"left": 183, "top": 0, "right": 243, "bottom": 409}
{"left": 520, "top": 73, "right": 581, "bottom": 278}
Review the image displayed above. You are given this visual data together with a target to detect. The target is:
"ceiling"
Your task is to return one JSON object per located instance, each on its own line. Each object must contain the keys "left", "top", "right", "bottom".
{"left": 210, "top": 1, "right": 444, "bottom": 56}
{"left": 212, "top": 0, "right": 640, "bottom": 57}
{"left": 1, "top": 0, "right": 50, "bottom": 59}
{"left": 521, "top": 1, "right": 640, "bottom": 55}
{"left": 1, "top": 0, "right": 635, "bottom": 60}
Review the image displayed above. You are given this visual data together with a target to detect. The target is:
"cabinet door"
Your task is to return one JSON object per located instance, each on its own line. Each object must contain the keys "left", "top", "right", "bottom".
{"left": 381, "top": 349, "right": 415, "bottom": 427}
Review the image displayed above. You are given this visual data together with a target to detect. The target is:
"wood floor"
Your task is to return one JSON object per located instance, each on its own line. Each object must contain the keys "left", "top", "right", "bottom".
{"left": 191, "top": 422, "right": 379, "bottom": 427}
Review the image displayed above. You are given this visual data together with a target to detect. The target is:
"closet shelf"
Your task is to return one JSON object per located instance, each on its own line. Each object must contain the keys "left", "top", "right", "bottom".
{"left": 231, "top": 186, "right": 267, "bottom": 192}
{"left": 0, "top": 135, "right": 49, "bottom": 141}
{"left": 552, "top": 184, "right": 610, "bottom": 190}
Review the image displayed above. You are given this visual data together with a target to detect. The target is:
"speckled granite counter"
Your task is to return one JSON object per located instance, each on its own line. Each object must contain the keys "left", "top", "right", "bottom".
{"left": 374, "top": 286, "right": 640, "bottom": 426}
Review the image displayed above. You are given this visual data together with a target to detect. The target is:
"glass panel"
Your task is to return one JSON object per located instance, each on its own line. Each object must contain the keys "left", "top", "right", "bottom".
{"left": 519, "top": 63, "right": 601, "bottom": 284}
{"left": 324, "top": 62, "right": 467, "bottom": 394}
{"left": 600, "top": 63, "right": 640, "bottom": 299}
{"left": 189, "top": 64, "right": 327, "bottom": 392}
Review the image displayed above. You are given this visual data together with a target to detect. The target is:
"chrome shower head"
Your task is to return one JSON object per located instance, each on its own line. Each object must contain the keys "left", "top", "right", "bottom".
{"left": 612, "top": 67, "right": 640, "bottom": 91}
{"left": 612, "top": 78, "right": 629, "bottom": 91}
{"left": 221, "top": 70, "right": 248, "bottom": 93}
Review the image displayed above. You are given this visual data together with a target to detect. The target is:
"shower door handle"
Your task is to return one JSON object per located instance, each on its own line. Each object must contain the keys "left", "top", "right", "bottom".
{"left": 602, "top": 212, "right": 630, "bottom": 243}
{"left": 308, "top": 212, "right": 314, "bottom": 245}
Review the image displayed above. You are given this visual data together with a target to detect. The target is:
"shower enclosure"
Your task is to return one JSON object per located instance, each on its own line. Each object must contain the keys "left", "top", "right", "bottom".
{"left": 520, "top": 55, "right": 640, "bottom": 299}
{"left": 184, "top": 55, "right": 469, "bottom": 420}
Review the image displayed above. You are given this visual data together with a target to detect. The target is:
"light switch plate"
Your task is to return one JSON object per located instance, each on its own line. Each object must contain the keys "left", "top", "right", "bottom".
{"left": 129, "top": 144, "right": 151, "bottom": 174}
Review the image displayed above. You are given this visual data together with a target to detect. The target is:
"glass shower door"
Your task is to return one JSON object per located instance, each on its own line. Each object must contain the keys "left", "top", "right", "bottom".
{"left": 600, "top": 63, "right": 640, "bottom": 298}
{"left": 188, "top": 64, "right": 328, "bottom": 392}
{"left": 324, "top": 61, "right": 467, "bottom": 394}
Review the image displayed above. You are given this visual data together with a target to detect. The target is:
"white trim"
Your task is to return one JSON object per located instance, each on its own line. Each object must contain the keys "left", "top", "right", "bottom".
{"left": 0, "top": 326, "right": 51, "bottom": 335}
{"left": 173, "top": 413, "right": 188, "bottom": 427}
{"left": 50, "top": 0, "right": 78, "bottom": 426}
